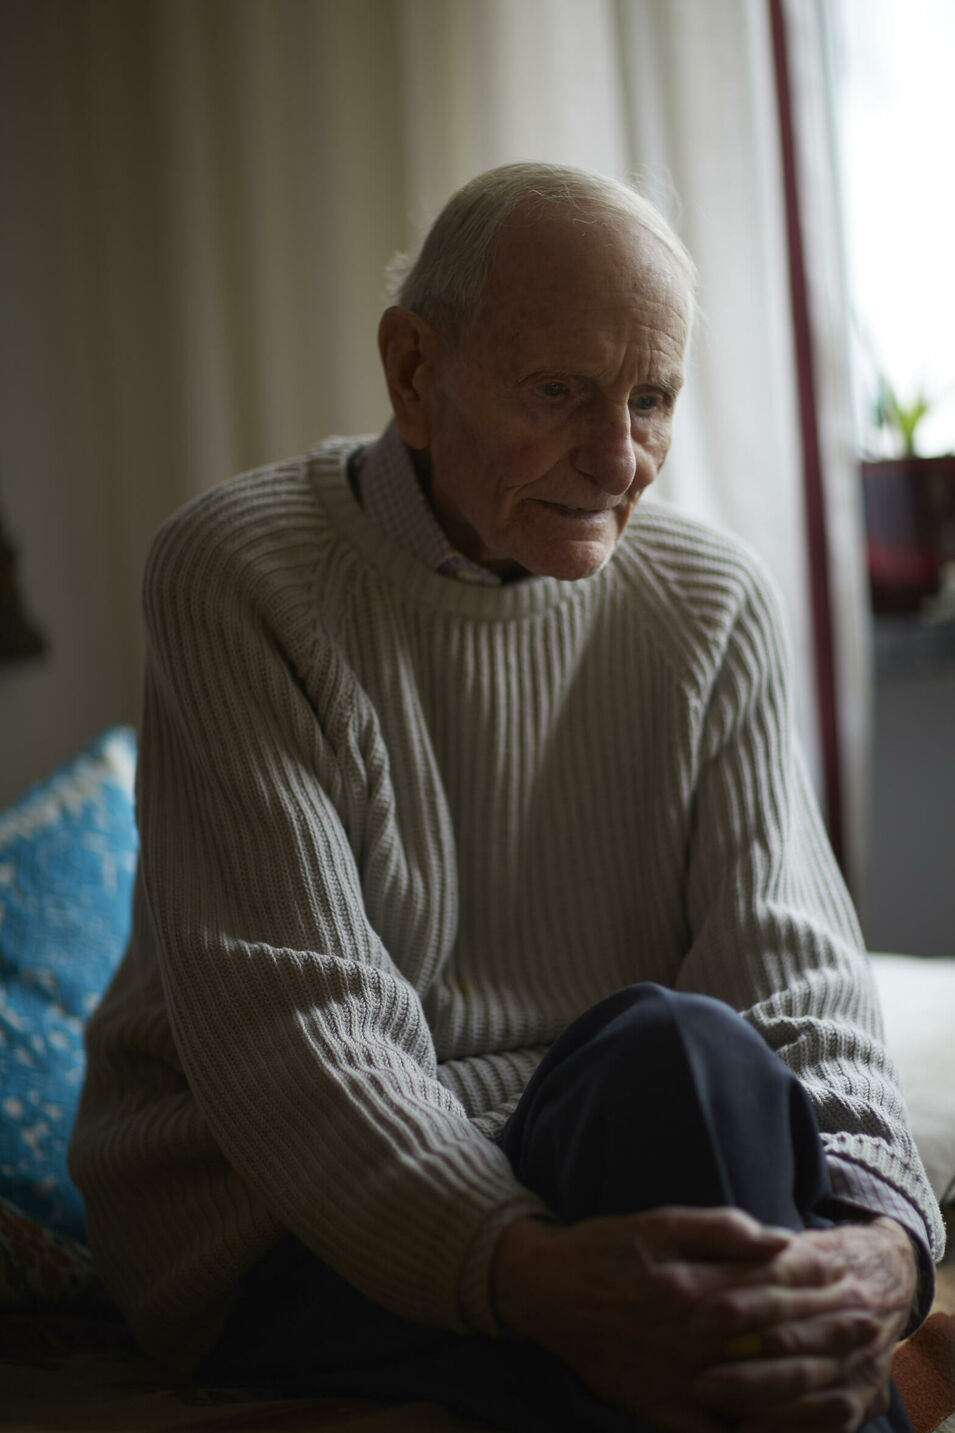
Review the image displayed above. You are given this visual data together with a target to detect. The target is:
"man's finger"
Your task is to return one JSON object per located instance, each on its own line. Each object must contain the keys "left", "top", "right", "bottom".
{"left": 690, "top": 1276, "right": 862, "bottom": 1336}
{"left": 639, "top": 1206, "right": 795, "bottom": 1261}
{"left": 737, "top": 1377, "right": 891, "bottom": 1433}
{"left": 693, "top": 1355, "right": 844, "bottom": 1415}
{"left": 757, "top": 1310, "right": 883, "bottom": 1359}
{"left": 767, "top": 1238, "right": 850, "bottom": 1289}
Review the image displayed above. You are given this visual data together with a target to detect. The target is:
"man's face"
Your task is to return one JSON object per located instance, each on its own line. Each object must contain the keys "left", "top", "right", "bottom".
{"left": 411, "top": 210, "right": 691, "bottom": 581}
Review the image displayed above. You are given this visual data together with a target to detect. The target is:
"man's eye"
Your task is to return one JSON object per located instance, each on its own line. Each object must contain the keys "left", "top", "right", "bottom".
{"left": 539, "top": 381, "right": 569, "bottom": 399}
{"left": 631, "top": 393, "right": 659, "bottom": 413}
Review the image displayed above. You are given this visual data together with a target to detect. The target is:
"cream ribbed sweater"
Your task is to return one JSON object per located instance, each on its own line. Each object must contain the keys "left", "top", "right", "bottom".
{"left": 70, "top": 436, "right": 944, "bottom": 1369}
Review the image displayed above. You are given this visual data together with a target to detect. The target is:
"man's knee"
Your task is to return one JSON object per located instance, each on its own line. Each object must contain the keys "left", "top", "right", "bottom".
{"left": 502, "top": 982, "right": 828, "bottom": 1226}
{"left": 538, "top": 982, "right": 776, "bottom": 1097}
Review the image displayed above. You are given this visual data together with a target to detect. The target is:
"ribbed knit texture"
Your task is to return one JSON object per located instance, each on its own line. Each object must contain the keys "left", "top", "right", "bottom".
{"left": 69, "top": 434, "right": 945, "bottom": 1369}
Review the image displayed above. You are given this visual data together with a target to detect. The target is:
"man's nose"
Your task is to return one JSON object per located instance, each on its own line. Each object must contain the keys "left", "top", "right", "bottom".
{"left": 571, "top": 405, "right": 638, "bottom": 494}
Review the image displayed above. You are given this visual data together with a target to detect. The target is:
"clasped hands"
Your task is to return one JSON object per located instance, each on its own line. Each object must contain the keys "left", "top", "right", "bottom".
{"left": 490, "top": 1206, "right": 917, "bottom": 1433}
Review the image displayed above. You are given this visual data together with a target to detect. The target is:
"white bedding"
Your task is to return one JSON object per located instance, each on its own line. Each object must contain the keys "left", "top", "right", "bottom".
{"left": 870, "top": 952, "right": 955, "bottom": 1205}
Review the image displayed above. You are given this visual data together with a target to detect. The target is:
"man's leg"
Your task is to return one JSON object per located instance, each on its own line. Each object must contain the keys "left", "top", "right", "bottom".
{"left": 202, "top": 984, "right": 912, "bottom": 1433}
{"left": 497, "top": 983, "right": 912, "bottom": 1433}
{"left": 500, "top": 982, "right": 830, "bottom": 1228}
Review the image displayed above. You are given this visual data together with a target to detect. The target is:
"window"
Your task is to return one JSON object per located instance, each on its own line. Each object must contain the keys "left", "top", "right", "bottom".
{"left": 834, "top": 0, "right": 955, "bottom": 458}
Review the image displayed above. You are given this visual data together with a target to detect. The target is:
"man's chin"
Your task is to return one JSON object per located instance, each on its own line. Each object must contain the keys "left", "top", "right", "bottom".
{"left": 548, "top": 550, "right": 616, "bottom": 581}
{"left": 512, "top": 507, "right": 628, "bottom": 581}
{"left": 474, "top": 514, "right": 622, "bottom": 583}
{"left": 514, "top": 538, "right": 618, "bottom": 582}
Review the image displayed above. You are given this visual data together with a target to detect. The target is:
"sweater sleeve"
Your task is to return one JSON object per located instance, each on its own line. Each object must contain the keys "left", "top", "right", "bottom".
{"left": 674, "top": 558, "right": 945, "bottom": 1282}
{"left": 131, "top": 502, "right": 545, "bottom": 1338}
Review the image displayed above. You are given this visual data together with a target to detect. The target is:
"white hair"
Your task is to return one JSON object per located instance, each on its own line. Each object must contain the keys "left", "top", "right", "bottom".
{"left": 387, "top": 162, "right": 698, "bottom": 338}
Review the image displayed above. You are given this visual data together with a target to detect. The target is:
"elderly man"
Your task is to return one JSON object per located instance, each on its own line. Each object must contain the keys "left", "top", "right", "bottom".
{"left": 71, "top": 164, "right": 942, "bottom": 1433}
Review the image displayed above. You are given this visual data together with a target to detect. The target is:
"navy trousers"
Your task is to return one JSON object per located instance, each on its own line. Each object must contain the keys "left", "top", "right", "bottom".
{"left": 203, "top": 984, "right": 913, "bottom": 1433}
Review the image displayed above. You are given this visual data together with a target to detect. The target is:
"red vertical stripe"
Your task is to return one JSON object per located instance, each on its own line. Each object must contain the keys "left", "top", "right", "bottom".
{"left": 769, "top": 0, "right": 846, "bottom": 875}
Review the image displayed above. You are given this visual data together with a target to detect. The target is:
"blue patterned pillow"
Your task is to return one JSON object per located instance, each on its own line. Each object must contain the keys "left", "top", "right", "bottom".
{"left": 0, "top": 728, "right": 138, "bottom": 1239}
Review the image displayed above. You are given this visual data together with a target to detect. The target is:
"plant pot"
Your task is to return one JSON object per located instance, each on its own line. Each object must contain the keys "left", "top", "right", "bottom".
{"left": 860, "top": 456, "right": 955, "bottom": 614}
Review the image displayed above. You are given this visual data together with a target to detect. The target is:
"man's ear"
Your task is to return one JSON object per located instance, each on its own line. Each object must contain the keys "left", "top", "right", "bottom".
{"left": 378, "top": 307, "right": 440, "bottom": 450}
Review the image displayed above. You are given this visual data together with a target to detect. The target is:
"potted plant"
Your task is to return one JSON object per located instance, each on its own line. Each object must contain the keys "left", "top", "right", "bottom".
{"left": 860, "top": 379, "right": 955, "bottom": 614}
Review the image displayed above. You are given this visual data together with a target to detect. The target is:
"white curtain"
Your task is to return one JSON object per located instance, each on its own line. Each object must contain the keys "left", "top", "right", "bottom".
{"left": 0, "top": 0, "right": 869, "bottom": 886}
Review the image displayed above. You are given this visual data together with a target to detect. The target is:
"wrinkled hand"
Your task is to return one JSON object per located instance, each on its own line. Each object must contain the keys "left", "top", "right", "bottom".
{"left": 689, "top": 1217, "right": 918, "bottom": 1433}
{"left": 491, "top": 1206, "right": 822, "bottom": 1432}
{"left": 491, "top": 1210, "right": 917, "bottom": 1433}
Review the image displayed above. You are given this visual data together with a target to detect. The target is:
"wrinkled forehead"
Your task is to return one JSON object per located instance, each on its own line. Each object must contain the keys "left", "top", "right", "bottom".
{"left": 470, "top": 208, "right": 693, "bottom": 367}
{"left": 485, "top": 207, "right": 687, "bottom": 314}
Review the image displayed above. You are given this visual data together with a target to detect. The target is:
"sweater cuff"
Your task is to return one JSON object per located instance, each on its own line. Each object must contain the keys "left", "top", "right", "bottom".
{"left": 823, "top": 1155, "right": 936, "bottom": 1332}
{"left": 456, "top": 1192, "right": 553, "bottom": 1335}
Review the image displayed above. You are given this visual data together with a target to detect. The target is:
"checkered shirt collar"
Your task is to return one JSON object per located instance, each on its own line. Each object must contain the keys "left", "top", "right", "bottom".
{"left": 355, "top": 421, "right": 501, "bottom": 587}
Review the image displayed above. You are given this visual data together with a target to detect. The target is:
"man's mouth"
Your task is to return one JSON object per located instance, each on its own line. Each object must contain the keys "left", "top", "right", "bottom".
{"left": 542, "top": 502, "right": 612, "bottom": 518}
